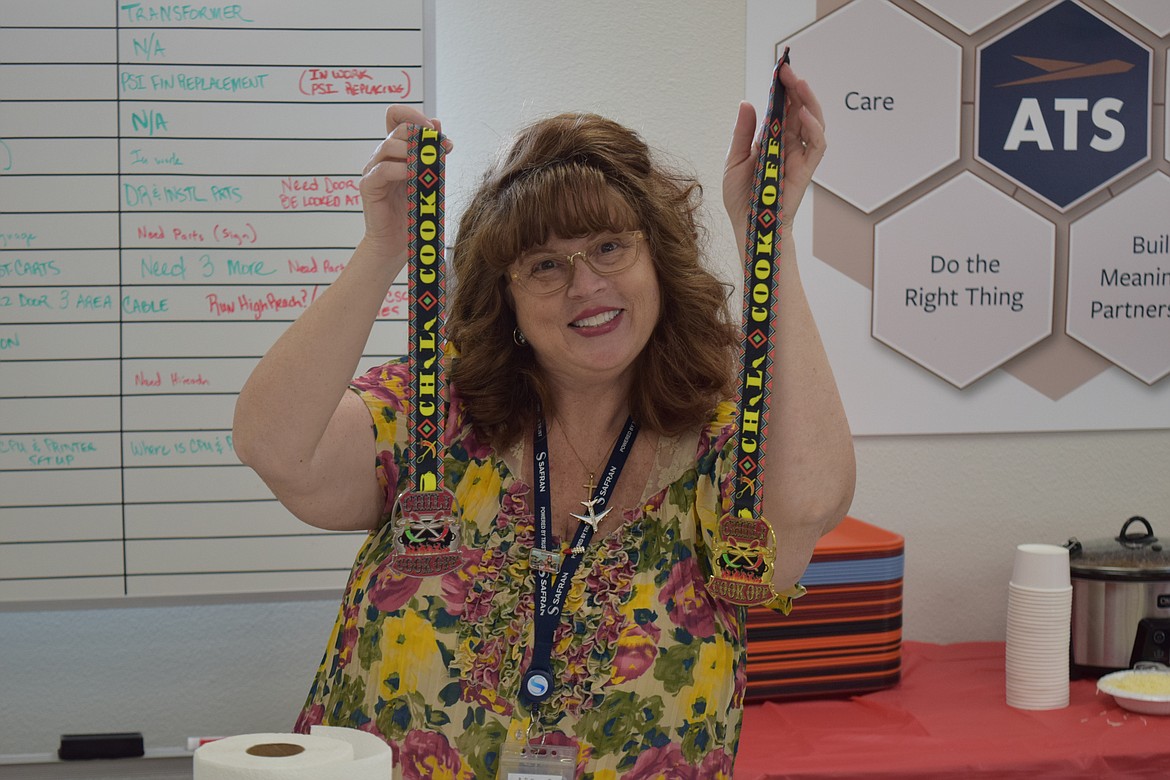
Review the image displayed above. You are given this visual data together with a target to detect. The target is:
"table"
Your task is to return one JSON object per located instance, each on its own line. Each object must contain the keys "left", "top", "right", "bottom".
{"left": 736, "top": 641, "right": 1170, "bottom": 779}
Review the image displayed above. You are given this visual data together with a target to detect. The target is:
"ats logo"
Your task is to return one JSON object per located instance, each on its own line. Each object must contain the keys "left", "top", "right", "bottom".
{"left": 976, "top": 0, "right": 1151, "bottom": 211}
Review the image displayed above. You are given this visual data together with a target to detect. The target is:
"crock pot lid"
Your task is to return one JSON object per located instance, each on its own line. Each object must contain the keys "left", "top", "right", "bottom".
{"left": 1067, "top": 516, "right": 1170, "bottom": 576}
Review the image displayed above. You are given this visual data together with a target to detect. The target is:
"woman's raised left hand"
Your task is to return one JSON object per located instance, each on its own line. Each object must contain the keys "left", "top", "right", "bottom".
{"left": 722, "top": 60, "right": 826, "bottom": 234}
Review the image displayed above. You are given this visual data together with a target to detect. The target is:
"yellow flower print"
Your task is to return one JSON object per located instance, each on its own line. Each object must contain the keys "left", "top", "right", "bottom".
{"left": 707, "top": 400, "right": 735, "bottom": 436}
{"left": 371, "top": 410, "right": 397, "bottom": 446}
{"left": 680, "top": 635, "right": 733, "bottom": 719}
{"left": 562, "top": 571, "right": 588, "bottom": 614}
{"left": 621, "top": 582, "right": 655, "bottom": 617}
{"left": 376, "top": 610, "right": 445, "bottom": 698}
{"left": 453, "top": 459, "right": 503, "bottom": 525}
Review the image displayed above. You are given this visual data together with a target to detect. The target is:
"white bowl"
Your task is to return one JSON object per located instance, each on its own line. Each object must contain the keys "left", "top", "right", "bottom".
{"left": 1097, "top": 668, "right": 1170, "bottom": 716}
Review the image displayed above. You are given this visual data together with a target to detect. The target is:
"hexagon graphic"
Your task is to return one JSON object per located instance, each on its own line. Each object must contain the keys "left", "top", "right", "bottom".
{"left": 1067, "top": 172, "right": 1170, "bottom": 384}
{"left": 914, "top": 0, "right": 1032, "bottom": 35}
{"left": 873, "top": 172, "right": 1055, "bottom": 388}
{"left": 976, "top": 0, "right": 1151, "bottom": 212}
{"left": 1105, "top": 0, "right": 1170, "bottom": 36}
{"left": 782, "top": 0, "right": 961, "bottom": 214}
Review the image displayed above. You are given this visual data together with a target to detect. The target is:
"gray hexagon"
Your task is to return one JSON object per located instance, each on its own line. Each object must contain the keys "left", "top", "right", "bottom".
{"left": 873, "top": 173, "right": 1055, "bottom": 388}
{"left": 1067, "top": 172, "right": 1170, "bottom": 384}
{"left": 782, "top": 0, "right": 961, "bottom": 214}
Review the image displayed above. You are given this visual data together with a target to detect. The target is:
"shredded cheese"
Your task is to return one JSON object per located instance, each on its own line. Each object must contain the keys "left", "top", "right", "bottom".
{"left": 1109, "top": 673, "right": 1170, "bottom": 696}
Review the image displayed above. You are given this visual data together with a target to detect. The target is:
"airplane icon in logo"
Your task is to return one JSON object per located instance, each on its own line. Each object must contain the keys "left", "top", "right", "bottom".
{"left": 997, "top": 56, "right": 1134, "bottom": 87}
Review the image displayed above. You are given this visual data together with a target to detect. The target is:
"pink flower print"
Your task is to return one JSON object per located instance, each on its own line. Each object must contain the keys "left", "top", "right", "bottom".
{"left": 625, "top": 743, "right": 697, "bottom": 780}
{"left": 356, "top": 720, "right": 384, "bottom": 739}
{"left": 640, "top": 487, "right": 667, "bottom": 514}
{"left": 336, "top": 603, "right": 360, "bottom": 670}
{"left": 398, "top": 730, "right": 474, "bottom": 780}
{"left": 609, "top": 622, "right": 659, "bottom": 685}
{"left": 698, "top": 749, "right": 735, "bottom": 779}
{"left": 292, "top": 703, "right": 323, "bottom": 734}
{"left": 353, "top": 362, "right": 409, "bottom": 413}
{"left": 441, "top": 548, "right": 484, "bottom": 616}
{"left": 367, "top": 560, "right": 422, "bottom": 612}
{"left": 500, "top": 481, "right": 530, "bottom": 520}
{"left": 660, "top": 556, "right": 716, "bottom": 638}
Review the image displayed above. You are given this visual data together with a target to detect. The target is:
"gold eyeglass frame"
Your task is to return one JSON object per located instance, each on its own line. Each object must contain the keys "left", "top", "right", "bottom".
{"left": 508, "top": 230, "right": 645, "bottom": 296}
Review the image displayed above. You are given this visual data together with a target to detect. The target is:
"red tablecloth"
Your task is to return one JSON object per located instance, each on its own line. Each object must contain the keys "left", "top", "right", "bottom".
{"left": 736, "top": 641, "right": 1170, "bottom": 779}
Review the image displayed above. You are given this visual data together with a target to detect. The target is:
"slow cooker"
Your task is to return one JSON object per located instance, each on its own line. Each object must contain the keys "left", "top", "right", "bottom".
{"left": 1068, "top": 516, "right": 1170, "bottom": 677}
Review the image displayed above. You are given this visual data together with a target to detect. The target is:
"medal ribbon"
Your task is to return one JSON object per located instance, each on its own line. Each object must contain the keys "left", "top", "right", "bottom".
{"left": 708, "top": 49, "right": 803, "bottom": 609}
{"left": 521, "top": 413, "right": 640, "bottom": 707}
{"left": 407, "top": 126, "right": 447, "bottom": 492}
{"left": 385, "top": 126, "right": 462, "bottom": 577}
{"left": 734, "top": 50, "right": 788, "bottom": 515}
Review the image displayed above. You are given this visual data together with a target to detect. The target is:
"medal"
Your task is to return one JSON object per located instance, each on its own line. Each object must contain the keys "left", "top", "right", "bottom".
{"left": 708, "top": 512, "right": 778, "bottom": 605}
{"left": 708, "top": 49, "right": 795, "bottom": 608}
{"left": 389, "top": 486, "right": 462, "bottom": 576}
{"left": 387, "top": 124, "right": 464, "bottom": 577}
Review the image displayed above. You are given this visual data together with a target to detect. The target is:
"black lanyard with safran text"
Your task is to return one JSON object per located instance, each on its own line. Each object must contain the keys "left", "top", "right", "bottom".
{"left": 520, "top": 413, "right": 639, "bottom": 708}
{"left": 388, "top": 125, "right": 463, "bottom": 577}
{"left": 707, "top": 49, "right": 796, "bottom": 609}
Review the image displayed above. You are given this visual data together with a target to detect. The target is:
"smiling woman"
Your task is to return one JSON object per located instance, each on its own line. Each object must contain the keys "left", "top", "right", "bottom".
{"left": 231, "top": 56, "right": 854, "bottom": 778}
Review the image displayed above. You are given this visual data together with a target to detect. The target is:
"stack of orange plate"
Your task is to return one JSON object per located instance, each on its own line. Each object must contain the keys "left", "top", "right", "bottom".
{"left": 744, "top": 516, "right": 904, "bottom": 701}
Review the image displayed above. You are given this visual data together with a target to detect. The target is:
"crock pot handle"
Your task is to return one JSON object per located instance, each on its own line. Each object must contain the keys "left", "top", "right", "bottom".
{"left": 1117, "top": 515, "right": 1156, "bottom": 546}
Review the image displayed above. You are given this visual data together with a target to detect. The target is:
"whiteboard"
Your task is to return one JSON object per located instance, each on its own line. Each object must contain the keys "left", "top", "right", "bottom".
{"left": 0, "top": 0, "right": 426, "bottom": 603}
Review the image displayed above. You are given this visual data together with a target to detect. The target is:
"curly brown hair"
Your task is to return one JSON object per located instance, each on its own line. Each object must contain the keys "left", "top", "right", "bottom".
{"left": 447, "top": 112, "right": 738, "bottom": 448}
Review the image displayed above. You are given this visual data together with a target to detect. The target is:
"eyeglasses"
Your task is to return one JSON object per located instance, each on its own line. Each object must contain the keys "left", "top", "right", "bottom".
{"left": 509, "top": 231, "right": 644, "bottom": 295}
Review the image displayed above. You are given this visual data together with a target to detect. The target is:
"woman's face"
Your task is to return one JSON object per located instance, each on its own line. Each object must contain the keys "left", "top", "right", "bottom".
{"left": 509, "top": 231, "right": 661, "bottom": 394}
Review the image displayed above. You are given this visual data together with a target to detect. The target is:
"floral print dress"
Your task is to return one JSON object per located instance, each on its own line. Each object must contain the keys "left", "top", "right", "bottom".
{"left": 295, "top": 359, "right": 760, "bottom": 779}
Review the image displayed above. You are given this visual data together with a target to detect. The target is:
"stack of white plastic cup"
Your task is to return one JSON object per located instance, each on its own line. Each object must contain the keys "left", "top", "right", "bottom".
{"left": 1005, "top": 543, "right": 1072, "bottom": 710}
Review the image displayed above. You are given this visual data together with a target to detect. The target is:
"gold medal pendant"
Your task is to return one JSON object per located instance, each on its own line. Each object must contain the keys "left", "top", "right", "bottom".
{"left": 708, "top": 511, "right": 778, "bottom": 605}
{"left": 708, "top": 50, "right": 805, "bottom": 611}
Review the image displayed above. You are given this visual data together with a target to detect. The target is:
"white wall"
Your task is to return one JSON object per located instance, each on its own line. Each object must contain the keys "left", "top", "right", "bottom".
{"left": 3, "top": 0, "right": 1169, "bottom": 760}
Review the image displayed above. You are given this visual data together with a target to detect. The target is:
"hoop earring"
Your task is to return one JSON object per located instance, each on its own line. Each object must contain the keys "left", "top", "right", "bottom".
{"left": 513, "top": 327, "right": 528, "bottom": 347}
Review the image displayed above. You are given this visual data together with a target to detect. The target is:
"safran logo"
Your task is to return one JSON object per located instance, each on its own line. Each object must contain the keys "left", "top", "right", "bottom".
{"left": 976, "top": 0, "right": 1151, "bottom": 211}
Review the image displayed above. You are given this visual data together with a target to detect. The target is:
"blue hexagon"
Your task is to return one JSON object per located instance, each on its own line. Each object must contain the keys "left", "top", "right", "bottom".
{"left": 976, "top": 0, "right": 1151, "bottom": 211}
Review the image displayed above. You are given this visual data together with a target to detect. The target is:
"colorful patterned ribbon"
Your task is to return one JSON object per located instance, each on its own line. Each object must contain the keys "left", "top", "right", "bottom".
{"left": 406, "top": 125, "right": 447, "bottom": 491}
{"left": 708, "top": 49, "right": 803, "bottom": 610}
{"left": 388, "top": 125, "right": 462, "bottom": 577}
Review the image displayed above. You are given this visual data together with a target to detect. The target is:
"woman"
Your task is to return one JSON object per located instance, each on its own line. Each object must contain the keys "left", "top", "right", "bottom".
{"left": 232, "top": 61, "right": 854, "bottom": 778}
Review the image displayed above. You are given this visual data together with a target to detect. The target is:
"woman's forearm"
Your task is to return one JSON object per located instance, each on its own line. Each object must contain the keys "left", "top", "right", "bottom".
{"left": 231, "top": 237, "right": 404, "bottom": 477}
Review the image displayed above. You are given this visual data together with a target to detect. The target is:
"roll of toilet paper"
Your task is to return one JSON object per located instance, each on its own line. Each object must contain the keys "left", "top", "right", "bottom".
{"left": 193, "top": 726, "right": 392, "bottom": 780}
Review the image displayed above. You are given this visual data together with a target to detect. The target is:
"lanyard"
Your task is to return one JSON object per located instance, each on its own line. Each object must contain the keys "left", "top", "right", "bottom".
{"left": 520, "top": 414, "right": 640, "bottom": 706}
{"left": 708, "top": 49, "right": 791, "bottom": 606}
{"left": 387, "top": 125, "right": 463, "bottom": 578}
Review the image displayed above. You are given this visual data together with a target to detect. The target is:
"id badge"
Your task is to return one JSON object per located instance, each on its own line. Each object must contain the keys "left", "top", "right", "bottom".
{"left": 497, "top": 727, "right": 575, "bottom": 780}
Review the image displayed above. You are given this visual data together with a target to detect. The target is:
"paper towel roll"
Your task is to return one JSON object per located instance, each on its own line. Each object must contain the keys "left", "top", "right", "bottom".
{"left": 194, "top": 726, "right": 393, "bottom": 779}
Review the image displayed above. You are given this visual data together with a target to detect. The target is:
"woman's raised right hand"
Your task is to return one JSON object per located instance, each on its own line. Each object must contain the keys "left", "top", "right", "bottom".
{"left": 359, "top": 105, "right": 450, "bottom": 253}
